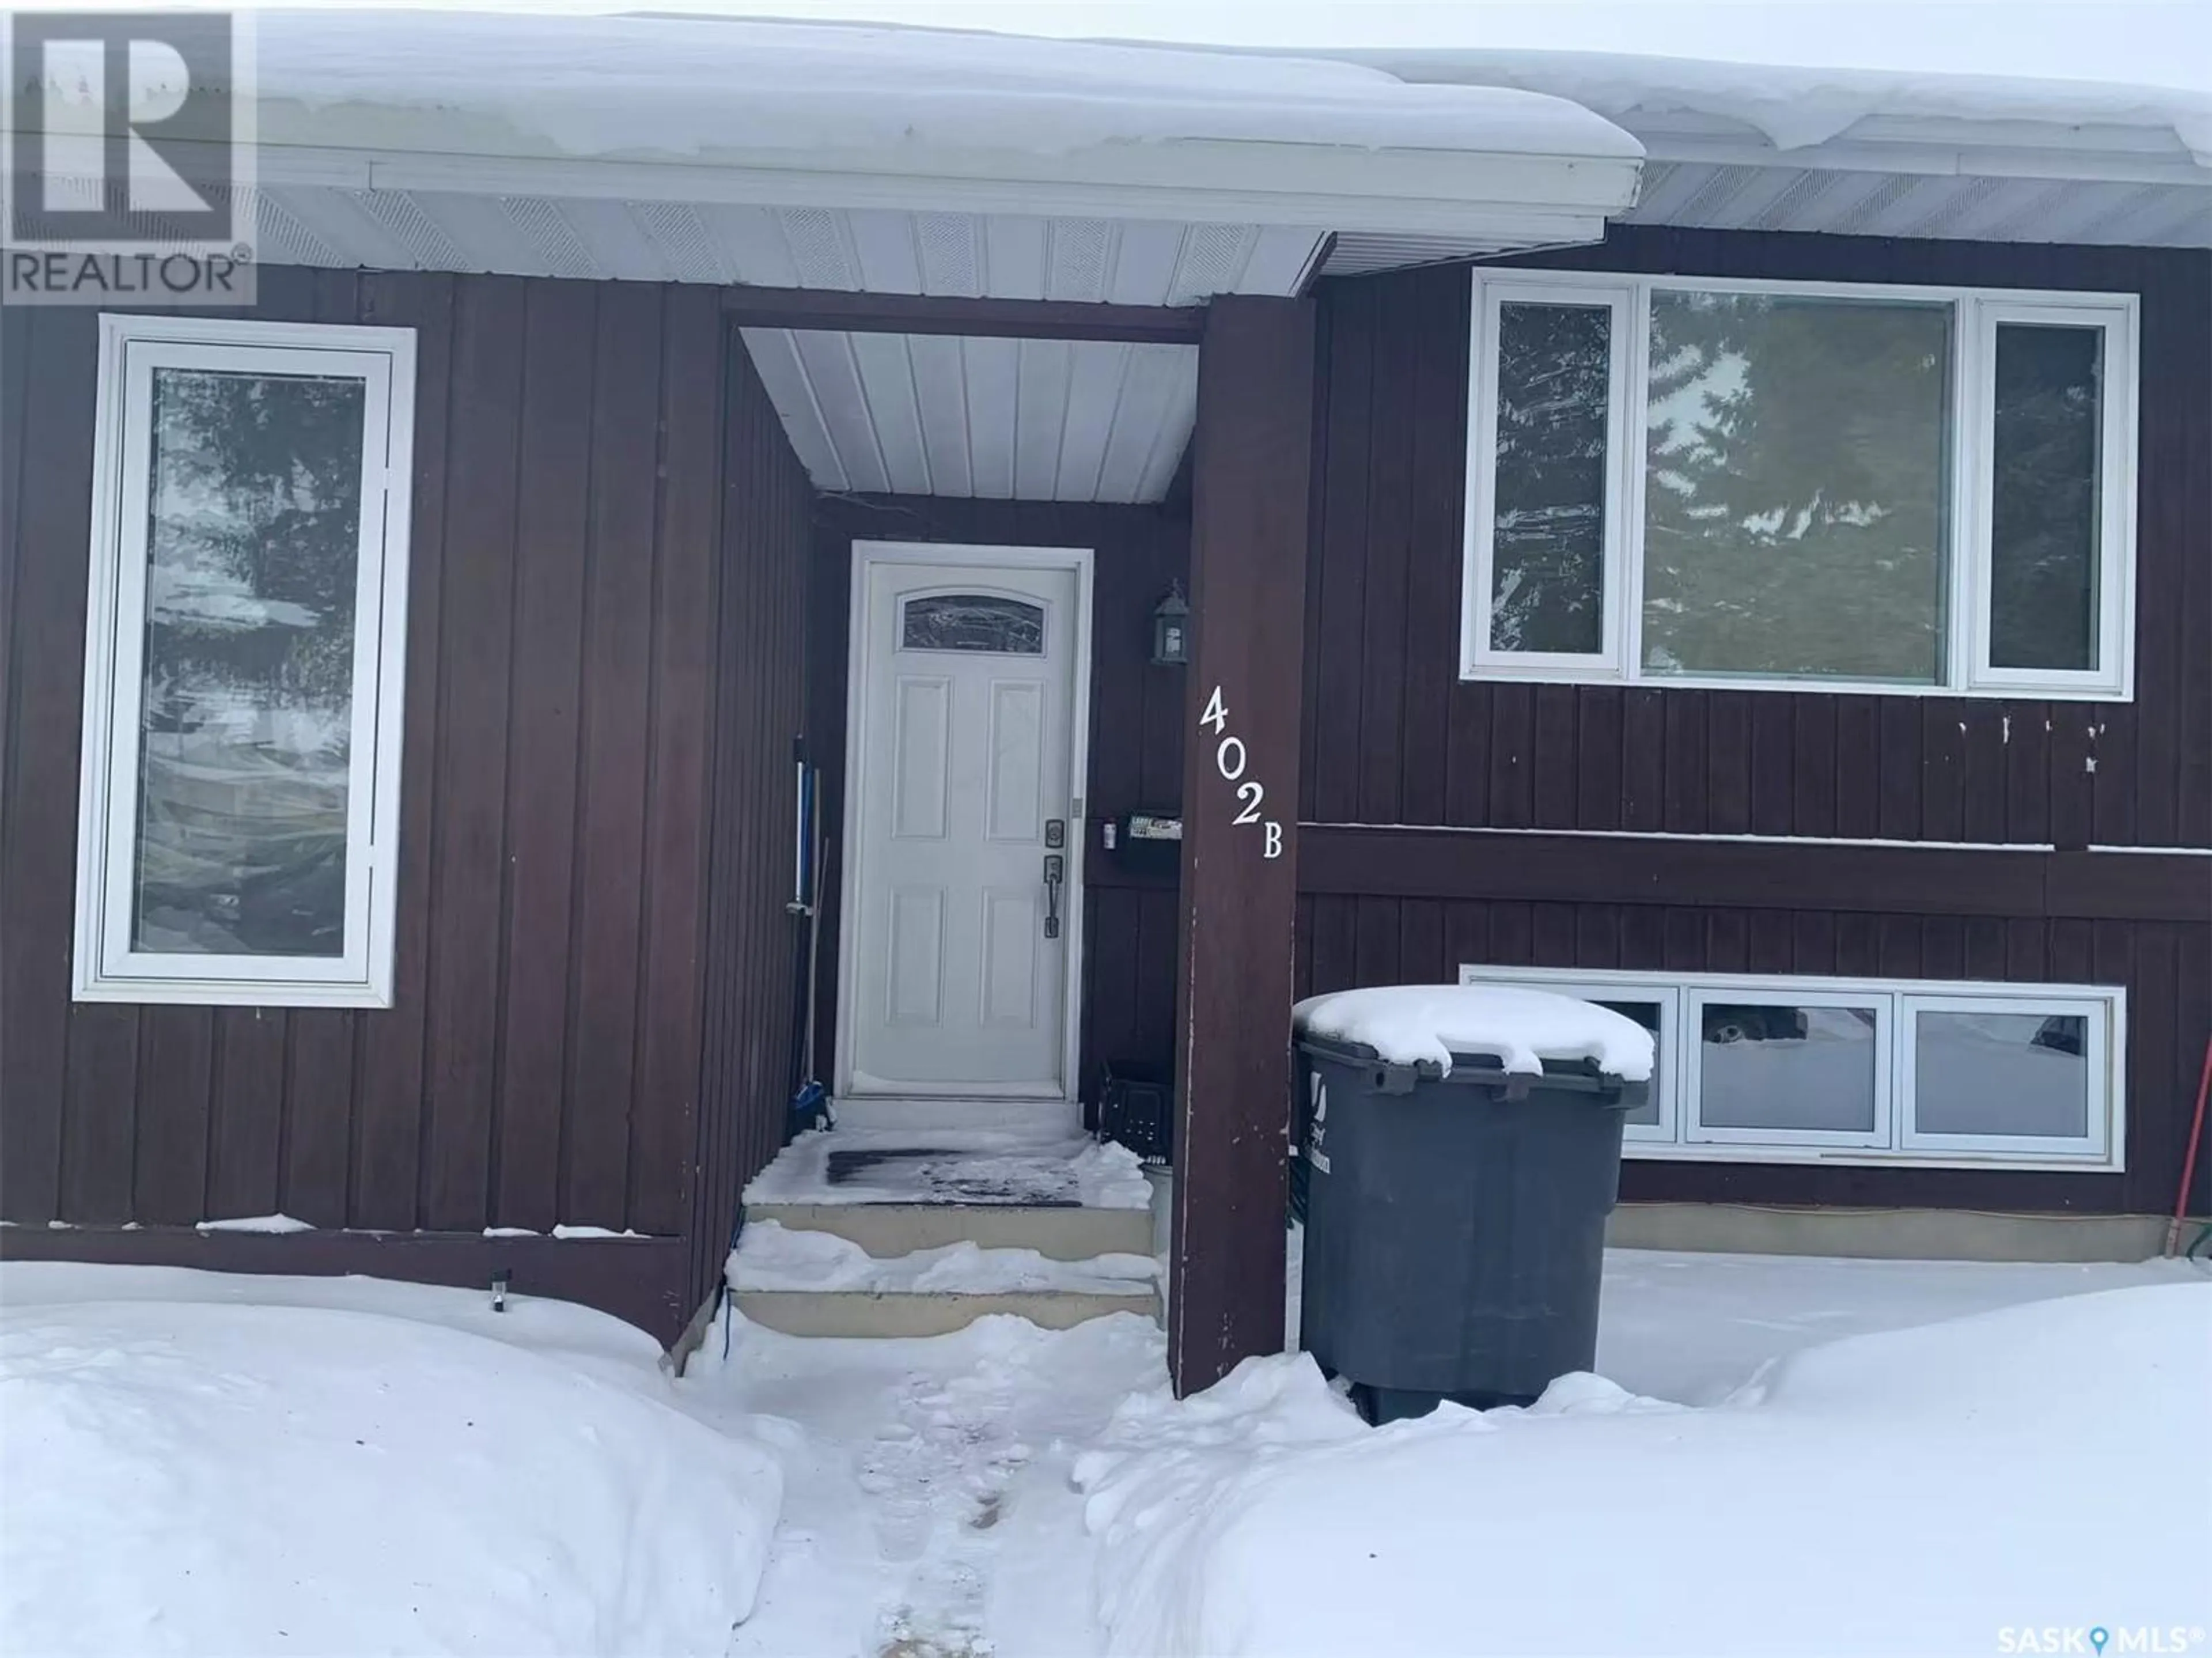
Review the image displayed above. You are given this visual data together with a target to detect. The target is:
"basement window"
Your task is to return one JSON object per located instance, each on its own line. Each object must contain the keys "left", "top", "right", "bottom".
{"left": 1458, "top": 966, "right": 2123, "bottom": 1170}
{"left": 73, "top": 315, "right": 416, "bottom": 1007}
{"left": 1463, "top": 272, "right": 2137, "bottom": 699}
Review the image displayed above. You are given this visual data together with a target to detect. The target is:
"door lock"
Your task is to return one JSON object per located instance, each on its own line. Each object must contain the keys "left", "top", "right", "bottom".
{"left": 1043, "top": 853, "right": 1064, "bottom": 940}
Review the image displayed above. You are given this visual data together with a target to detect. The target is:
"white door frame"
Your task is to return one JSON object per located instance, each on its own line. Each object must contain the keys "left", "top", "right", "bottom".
{"left": 834, "top": 538, "right": 1094, "bottom": 1103}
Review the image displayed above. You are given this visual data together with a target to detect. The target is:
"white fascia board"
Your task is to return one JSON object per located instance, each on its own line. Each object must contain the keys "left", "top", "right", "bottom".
{"left": 1638, "top": 130, "right": 2212, "bottom": 189}
{"left": 241, "top": 128, "right": 1640, "bottom": 241}
{"left": 1617, "top": 108, "right": 2210, "bottom": 187}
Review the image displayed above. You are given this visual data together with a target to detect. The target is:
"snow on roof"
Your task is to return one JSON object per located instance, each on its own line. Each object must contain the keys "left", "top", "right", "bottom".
{"left": 236, "top": 12, "right": 1643, "bottom": 166}
{"left": 1350, "top": 48, "right": 2212, "bottom": 172}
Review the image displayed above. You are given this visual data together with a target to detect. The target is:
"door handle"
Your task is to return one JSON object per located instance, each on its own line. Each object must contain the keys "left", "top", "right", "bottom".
{"left": 1043, "top": 853, "right": 1064, "bottom": 940}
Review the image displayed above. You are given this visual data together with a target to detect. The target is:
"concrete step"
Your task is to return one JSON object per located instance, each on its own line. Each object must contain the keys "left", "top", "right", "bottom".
{"left": 743, "top": 1199, "right": 1152, "bottom": 1261}
{"left": 732, "top": 1285, "right": 1158, "bottom": 1338}
{"left": 726, "top": 1218, "right": 1161, "bottom": 1337}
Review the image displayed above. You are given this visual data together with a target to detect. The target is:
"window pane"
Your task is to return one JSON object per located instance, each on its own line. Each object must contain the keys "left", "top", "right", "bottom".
{"left": 901, "top": 595, "right": 1044, "bottom": 654}
{"left": 1915, "top": 1011, "right": 2090, "bottom": 1138}
{"left": 133, "top": 368, "right": 366, "bottom": 957}
{"left": 1698, "top": 1002, "right": 1878, "bottom": 1133}
{"left": 1642, "top": 292, "right": 1951, "bottom": 683}
{"left": 1988, "top": 324, "right": 2103, "bottom": 673}
{"left": 1592, "top": 998, "right": 1662, "bottom": 1126}
{"left": 1489, "top": 301, "right": 1611, "bottom": 655}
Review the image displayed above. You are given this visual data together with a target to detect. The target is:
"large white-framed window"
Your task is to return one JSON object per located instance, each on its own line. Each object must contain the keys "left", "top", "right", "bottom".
{"left": 1459, "top": 965, "right": 2124, "bottom": 1171}
{"left": 74, "top": 314, "right": 416, "bottom": 1007}
{"left": 1461, "top": 271, "right": 2138, "bottom": 701}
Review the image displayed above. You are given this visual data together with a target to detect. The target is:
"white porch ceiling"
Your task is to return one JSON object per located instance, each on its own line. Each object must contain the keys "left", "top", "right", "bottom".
{"left": 744, "top": 330, "right": 1195, "bottom": 504}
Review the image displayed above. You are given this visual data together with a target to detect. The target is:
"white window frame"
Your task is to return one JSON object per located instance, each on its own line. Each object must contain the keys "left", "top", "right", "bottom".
{"left": 1460, "top": 271, "right": 2139, "bottom": 701}
{"left": 1683, "top": 985, "right": 1893, "bottom": 1152}
{"left": 1459, "top": 964, "right": 2124, "bottom": 1171}
{"left": 1899, "top": 993, "right": 2118, "bottom": 1161}
{"left": 1964, "top": 302, "right": 2138, "bottom": 696}
{"left": 73, "top": 313, "right": 416, "bottom": 1008}
{"left": 1463, "top": 282, "right": 1634, "bottom": 677}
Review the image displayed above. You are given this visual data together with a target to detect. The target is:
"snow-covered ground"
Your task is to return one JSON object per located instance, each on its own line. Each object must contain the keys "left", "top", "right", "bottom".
{"left": 1077, "top": 1281, "right": 2212, "bottom": 1657}
{"left": 0, "top": 1267, "right": 782, "bottom": 1658}
{"left": 4, "top": 1250, "right": 2205, "bottom": 1657}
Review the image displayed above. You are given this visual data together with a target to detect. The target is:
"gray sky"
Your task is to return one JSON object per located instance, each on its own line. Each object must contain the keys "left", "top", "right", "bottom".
{"left": 25, "top": 0, "right": 2206, "bottom": 94}
{"left": 608, "top": 1, "right": 2212, "bottom": 92}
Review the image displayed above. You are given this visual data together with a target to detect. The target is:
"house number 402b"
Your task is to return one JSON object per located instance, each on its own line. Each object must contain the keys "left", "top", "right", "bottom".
{"left": 1199, "top": 685, "right": 1284, "bottom": 860}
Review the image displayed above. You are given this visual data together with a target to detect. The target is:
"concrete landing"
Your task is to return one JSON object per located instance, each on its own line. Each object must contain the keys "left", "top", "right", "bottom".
{"left": 742, "top": 1201, "right": 1152, "bottom": 1262}
{"left": 734, "top": 1125, "right": 1164, "bottom": 1335}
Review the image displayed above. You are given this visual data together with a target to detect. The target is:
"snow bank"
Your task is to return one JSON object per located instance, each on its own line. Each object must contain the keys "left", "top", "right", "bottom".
{"left": 728, "top": 1220, "right": 1158, "bottom": 1296}
{"left": 1, "top": 1294, "right": 783, "bottom": 1657}
{"left": 1077, "top": 1284, "right": 2212, "bottom": 1656}
{"left": 1294, "top": 983, "right": 1655, "bottom": 1081}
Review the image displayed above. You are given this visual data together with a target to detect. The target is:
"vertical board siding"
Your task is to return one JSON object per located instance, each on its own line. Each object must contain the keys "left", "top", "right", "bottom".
{"left": 422, "top": 273, "right": 527, "bottom": 1233}
{"left": 687, "top": 327, "right": 817, "bottom": 1322}
{"left": 1299, "top": 894, "right": 2202, "bottom": 1216}
{"left": 1300, "top": 227, "right": 2210, "bottom": 1223}
{"left": 2, "top": 270, "right": 782, "bottom": 1342}
{"left": 1307, "top": 230, "right": 2211, "bottom": 851}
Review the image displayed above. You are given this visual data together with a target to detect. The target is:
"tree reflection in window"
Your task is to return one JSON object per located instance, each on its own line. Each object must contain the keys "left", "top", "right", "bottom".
{"left": 133, "top": 367, "right": 366, "bottom": 957}
{"left": 1490, "top": 301, "right": 1611, "bottom": 655}
{"left": 1641, "top": 292, "right": 1951, "bottom": 683}
{"left": 900, "top": 594, "right": 1044, "bottom": 654}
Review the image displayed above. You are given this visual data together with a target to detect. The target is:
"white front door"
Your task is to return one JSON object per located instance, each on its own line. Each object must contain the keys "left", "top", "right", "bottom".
{"left": 840, "top": 545, "right": 1088, "bottom": 1098}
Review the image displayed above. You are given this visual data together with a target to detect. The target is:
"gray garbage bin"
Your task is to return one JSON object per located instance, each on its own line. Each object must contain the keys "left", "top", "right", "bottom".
{"left": 1295, "top": 1033, "right": 1645, "bottom": 1423}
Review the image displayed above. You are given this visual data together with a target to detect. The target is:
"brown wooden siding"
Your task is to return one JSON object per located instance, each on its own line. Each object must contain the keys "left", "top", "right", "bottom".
{"left": 806, "top": 495, "right": 1189, "bottom": 1109}
{"left": 689, "top": 331, "right": 817, "bottom": 1316}
{"left": 1298, "top": 227, "right": 2211, "bottom": 1222}
{"left": 1299, "top": 887, "right": 2210, "bottom": 1217}
{"left": 1303, "top": 230, "right": 2212, "bottom": 851}
{"left": 0, "top": 269, "right": 815, "bottom": 1341}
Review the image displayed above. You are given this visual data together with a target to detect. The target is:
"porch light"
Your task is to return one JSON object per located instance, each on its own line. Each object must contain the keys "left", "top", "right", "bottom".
{"left": 1151, "top": 582, "right": 1191, "bottom": 666}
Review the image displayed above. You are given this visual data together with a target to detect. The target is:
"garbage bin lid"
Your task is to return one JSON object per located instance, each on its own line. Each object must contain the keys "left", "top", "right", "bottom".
{"left": 1292, "top": 984, "right": 1654, "bottom": 1084}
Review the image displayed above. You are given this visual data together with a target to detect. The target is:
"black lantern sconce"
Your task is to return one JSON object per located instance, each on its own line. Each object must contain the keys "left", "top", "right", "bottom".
{"left": 1150, "top": 581, "right": 1191, "bottom": 667}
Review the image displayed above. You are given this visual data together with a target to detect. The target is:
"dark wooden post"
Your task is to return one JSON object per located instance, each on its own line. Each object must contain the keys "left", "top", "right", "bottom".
{"left": 1168, "top": 294, "right": 1317, "bottom": 1396}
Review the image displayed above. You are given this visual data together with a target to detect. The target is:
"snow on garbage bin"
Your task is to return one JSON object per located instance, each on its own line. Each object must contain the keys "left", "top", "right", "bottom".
{"left": 1291, "top": 984, "right": 1656, "bottom": 1423}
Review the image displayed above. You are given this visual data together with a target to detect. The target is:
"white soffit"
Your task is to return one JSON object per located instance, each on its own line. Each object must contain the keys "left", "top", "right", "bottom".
{"left": 249, "top": 195, "right": 1324, "bottom": 298}
{"left": 746, "top": 330, "right": 1196, "bottom": 504}
{"left": 1326, "top": 166, "right": 2211, "bottom": 274}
